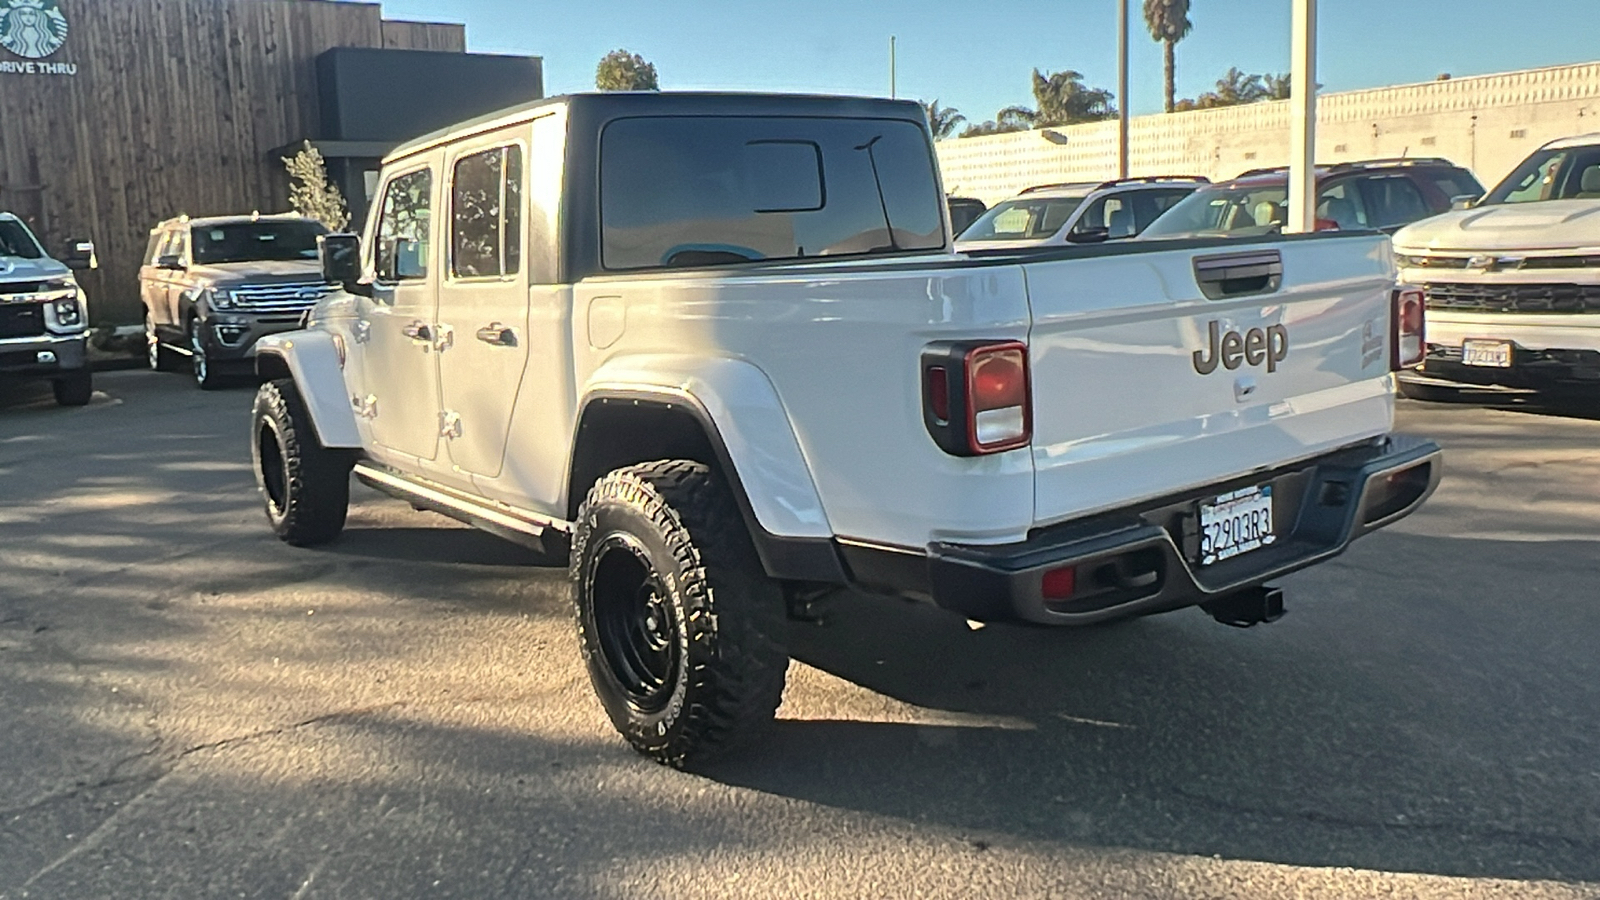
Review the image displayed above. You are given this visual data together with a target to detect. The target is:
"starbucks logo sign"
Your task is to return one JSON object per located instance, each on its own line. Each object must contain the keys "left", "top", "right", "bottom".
{"left": 0, "top": 0, "right": 68, "bottom": 60}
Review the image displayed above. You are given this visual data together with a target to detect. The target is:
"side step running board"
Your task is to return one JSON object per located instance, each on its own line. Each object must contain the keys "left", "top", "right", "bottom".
{"left": 352, "top": 463, "right": 571, "bottom": 557}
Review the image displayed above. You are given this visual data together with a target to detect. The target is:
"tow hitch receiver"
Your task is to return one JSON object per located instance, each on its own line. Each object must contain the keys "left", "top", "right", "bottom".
{"left": 1202, "top": 586, "right": 1285, "bottom": 628}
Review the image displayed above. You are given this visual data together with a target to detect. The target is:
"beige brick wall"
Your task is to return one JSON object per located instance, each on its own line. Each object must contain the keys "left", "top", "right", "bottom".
{"left": 937, "top": 61, "right": 1600, "bottom": 205}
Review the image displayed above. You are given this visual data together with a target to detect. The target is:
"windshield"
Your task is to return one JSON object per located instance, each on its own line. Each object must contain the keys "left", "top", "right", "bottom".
{"left": 1482, "top": 146, "right": 1600, "bottom": 205}
{"left": 1140, "top": 185, "right": 1288, "bottom": 240}
{"left": 0, "top": 219, "right": 45, "bottom": 259}
{"left": 191, "top": 220, "right": 328, "bottom": 264}
{"left": 958, "top": 195, "right": 1087, "bottom": 242}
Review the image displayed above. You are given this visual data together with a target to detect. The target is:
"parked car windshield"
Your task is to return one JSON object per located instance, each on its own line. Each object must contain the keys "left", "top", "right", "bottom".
{"left": 191, "top": 220, "right": 328, "bottom": 264}
{"left": 958, "top": 195, "right": 1087, "bottom": 242}
{"left": 600, "top": 116, "right": 945, "bottom": 270}
{"left": 1140, "top": 184, "right": 1289, "bottom": 240}
{"left": 1482, "top": 146, "right": 1600, "bottom": 204}
{"left": 0, "top": 219, "right": 45, "bottom": 259}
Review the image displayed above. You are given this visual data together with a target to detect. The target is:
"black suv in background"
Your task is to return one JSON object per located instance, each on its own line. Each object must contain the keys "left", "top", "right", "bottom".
{"left": 1139, "top": 157, "right": 1484, "bottom": 240}
{"left": 140, "top": 214, "right": 333, "bottom": 389}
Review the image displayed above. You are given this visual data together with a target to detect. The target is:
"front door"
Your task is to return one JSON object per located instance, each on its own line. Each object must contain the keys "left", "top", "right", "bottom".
{"left": 437, "top": 136, "right": 530, "bottom": 478}
{"left": 359, "top": 161, "right": 443, "bottom": 464}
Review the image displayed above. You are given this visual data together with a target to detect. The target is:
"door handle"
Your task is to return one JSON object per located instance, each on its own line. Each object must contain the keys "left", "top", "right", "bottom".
{"left": 401, "top": 320, "right": 432, "bottom": 343}
{"left": 475, "top": 323, "right": 517, "bottom": 347}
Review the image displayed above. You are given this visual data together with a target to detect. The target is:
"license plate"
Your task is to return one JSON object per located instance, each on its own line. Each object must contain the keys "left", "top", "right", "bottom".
{"left": 1199, "top": 485, "right": 1276, "bottom": 566}
{"left": 1461, "top": 339, "right": 1512, "bottom": 367}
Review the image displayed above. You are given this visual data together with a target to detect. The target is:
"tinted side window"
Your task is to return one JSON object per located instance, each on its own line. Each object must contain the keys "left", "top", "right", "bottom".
{"left": 1428, "top": 171, "right": 1484, "bottom": 205}
{"left": 375, "top": 169, "right": 433, "bottom": 282}
{"left": 1316, "top": 181, "right": 1368, "bottom": 230}
{"left": 144, "top": 230, "right": 166, "bottom": 265}
{"left": 600, "top": 116, "right": 944, "bottom": 270}
{"left": 1071, "top": 196, "right": 1124, "bottom": 236}
{"left": 1360, "top": 176, "right": 1430, "bottom": 228}
{"left": 451, "top": 145, "right": 524, "bottom": 278}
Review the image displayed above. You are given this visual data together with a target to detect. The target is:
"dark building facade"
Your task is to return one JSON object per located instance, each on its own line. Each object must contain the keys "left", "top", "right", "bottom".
{"left": 0, "top": 0, "right": 542, "bottom": 325}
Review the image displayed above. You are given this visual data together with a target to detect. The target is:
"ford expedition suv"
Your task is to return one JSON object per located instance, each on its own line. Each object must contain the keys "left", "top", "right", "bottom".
{"left": 141, "top": 214, "right": 333, "bottom": 389}
{"left": 1394, "top": 134, "right": 1600, "bottom": 399}
{"left": 0, "top": 213, "right": 93, "bottom": 406}
{"left": 248, "top": 92, "right": 1440, "bottom": 766}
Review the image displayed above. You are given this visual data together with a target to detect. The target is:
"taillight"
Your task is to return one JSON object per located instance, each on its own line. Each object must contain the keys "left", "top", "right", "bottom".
{"left": 1392, "top": 287, "right": 1426, "bottom": 370}
{"left": 921, "top": 340, "right": 1032, "bottom": 456}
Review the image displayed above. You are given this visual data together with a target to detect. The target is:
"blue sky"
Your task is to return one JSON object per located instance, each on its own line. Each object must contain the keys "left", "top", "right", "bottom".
{"left": 371, "top": 0, "right": 1600, "bottom": 121}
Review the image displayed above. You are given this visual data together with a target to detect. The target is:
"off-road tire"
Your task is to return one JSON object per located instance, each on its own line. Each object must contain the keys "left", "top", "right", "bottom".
{"left": 571, "top": 460, "right": 788, "bottom": 768}
{"left": 52, "top": 370, "right": 92, "bottom": 407}
{"left": 146, "top": 312, "right": 179, "bottom": 371}
{"left": 252, "top": 379, "right": 352, "bottom": 546}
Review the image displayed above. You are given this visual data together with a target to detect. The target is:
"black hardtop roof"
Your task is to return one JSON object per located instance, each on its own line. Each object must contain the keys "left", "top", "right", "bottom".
{"left": 388, "top": 91, "right": 929, "bottom": 161}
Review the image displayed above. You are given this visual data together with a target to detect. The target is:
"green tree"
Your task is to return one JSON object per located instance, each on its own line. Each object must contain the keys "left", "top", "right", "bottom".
{"left": 1143, "top": 0, "right": 1193, "bottom": 114}
{"left": 595, "top": 49, "right": 659, "bottom": 91}
{"left": 1178, "top": 69, "right": 1293, "bottom": 111}
{"left": 921, "top": 99, "right": 967, "bottom": 140}
{"left": 1030, "top": 68, "right": 1117, "bottom": 126}
{"left": 283, "top": 141, "right": 349, "bottom": 232}
{"left": 1262, "top": 72, "right": 1291, "bottom": 100}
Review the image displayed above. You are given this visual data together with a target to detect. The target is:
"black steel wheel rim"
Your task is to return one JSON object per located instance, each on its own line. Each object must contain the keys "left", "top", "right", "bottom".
{"left": 589, "top": 534, "right": 681, "bottom": 714}
{"left": 257, "top": 419, "right": 288, "bottom": 516}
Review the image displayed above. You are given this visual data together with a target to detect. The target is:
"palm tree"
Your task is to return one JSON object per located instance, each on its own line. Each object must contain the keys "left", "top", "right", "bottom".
{"left": 1030, "top": 69, "right": 1117, "bottom": 127}
{"left": 1210, "top": 67, "right": 1266, "bottom": 106}
{"left": 1262, "top": 72, "right": 1292, "bottom": 100}
{"left": 921, "top": 100, "right": 967, "bottom": 140}
{"left": 1143, "top": 0, "right": 1193, "bottom": 113}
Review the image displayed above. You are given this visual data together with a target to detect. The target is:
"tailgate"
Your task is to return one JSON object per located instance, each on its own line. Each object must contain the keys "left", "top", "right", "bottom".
{"left": 1025, "top": 235, "right": 1397, "bottom": 528}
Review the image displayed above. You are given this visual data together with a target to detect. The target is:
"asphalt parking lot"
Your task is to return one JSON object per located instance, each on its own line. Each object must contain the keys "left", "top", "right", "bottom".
{"left": 2, "top": 370, "right": 1599, "bottom": 899}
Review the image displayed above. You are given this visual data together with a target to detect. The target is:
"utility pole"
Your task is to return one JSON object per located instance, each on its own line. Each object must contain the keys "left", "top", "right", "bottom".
{"left": 1287, "top": 0, "right": 1319, "bottom": 233}
{"left": 1117, "top": 0, "right": 1130, "bottom": 179}
{"left": 890, "top": 36, "right": 897, "bottom": 99}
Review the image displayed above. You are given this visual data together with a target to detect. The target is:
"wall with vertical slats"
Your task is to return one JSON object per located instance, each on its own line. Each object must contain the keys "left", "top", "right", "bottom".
{"left": 0, "top": 0, "right": 466, "bottom": 325}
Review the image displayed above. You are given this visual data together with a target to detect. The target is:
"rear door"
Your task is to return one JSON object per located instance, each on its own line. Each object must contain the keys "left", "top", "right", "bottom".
{"left": 436, "top": 132, "right": 530, "bottom": 479}
{"left": 1024, "top": 235, "right": 1397, "bottom": 528}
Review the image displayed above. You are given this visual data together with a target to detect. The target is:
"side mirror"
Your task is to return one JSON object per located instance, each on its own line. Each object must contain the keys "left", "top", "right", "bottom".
{"left": 156, "top": 254, "right": 185, "bottom": 270}
{"left": 1065, "top": 227, "right": 1110, "bottom": 245}
{"left": 1451, "top": 194, "right": 1481, "bottom": 211}
{"left": 319, "top": 233, "right": 361, "bottom": 283}
{"left": 63, "top": 239, "right": 98, "bottom": 270}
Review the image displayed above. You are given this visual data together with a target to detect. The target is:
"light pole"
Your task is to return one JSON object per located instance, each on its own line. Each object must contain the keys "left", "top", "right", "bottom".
{"left": 1287, "top": 0, "right": 1319, "bottom": 233}
{"left": 1117, "top": 0, "right": 1130, "bottom": 179}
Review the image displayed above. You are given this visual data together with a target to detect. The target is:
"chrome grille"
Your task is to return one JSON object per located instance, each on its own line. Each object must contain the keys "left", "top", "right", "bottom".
{"left": 228, "top": 282, "right": 334, "bottom": 313}
{"left": 1422, "top": 282, "right": 1600, "bottom": 314}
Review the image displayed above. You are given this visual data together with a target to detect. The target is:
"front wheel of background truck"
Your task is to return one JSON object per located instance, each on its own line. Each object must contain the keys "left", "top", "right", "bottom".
{"left": 251, "top": 379, "right": 352, "bottom": 546}
{"left": 571, "top": 460, "right": 789, "bottom": 768}
{"left": 52, "top": 369, "right": 92, "bottom": 407}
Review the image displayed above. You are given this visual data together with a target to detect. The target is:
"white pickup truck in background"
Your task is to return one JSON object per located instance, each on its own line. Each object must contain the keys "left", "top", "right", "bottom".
{"left": 249, "top": 92, "right": 1442, "bottom": 766}
{"left": 1395, "top": 132, "right": 1600, "bottom": 399}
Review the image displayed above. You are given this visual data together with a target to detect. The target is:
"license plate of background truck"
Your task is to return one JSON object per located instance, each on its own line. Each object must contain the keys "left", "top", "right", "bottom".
{"left": 1462, "top": 339, "right": 1513, "bottom": 367}
{"left": 1199, "top": 485, "right": 1275, "bottom": 566}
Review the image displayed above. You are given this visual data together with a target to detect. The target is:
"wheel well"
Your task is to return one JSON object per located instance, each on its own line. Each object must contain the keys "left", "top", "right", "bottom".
{"left": 566, "top": 398, "right": 721, "bottom": 521}
{"left": 256, "top": 352, "right": 292, "bottom": 381}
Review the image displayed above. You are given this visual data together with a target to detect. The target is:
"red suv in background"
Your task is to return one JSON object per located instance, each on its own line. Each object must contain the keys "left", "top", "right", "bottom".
{"left": 1139, "top": 158, "right": 1484, "bottom": 240}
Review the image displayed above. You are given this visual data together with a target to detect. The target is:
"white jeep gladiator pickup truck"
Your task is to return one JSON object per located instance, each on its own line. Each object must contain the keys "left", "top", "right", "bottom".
{"left": 249, "top": 92, "right": 1440, "bottom": 766}
{"left": 1395, "top": 133, "right": 1600, "bottom": 398}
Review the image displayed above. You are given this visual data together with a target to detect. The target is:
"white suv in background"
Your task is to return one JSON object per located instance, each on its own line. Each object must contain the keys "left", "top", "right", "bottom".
{"left": 955, "top": 177, "right": 1206, "bottom": 251}
{"left": 1394, "top": 133, "right": 1600, "bottom": 400}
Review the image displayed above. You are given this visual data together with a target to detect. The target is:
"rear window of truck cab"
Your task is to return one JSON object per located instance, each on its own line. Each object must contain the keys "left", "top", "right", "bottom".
{"left": 599, "top": 116, "right": 945, "bottom": 270}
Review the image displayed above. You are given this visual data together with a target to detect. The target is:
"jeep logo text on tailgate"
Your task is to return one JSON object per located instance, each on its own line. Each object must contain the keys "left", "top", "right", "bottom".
{"left": 1192, "top": 321, "right": 1288, "bottom": 375}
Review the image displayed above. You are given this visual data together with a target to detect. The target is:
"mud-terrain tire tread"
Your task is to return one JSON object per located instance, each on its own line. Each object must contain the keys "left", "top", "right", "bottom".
{"left": 252, "top": 379, "right": 351, "bottom": 546}
{"left": 52, "top": 370, "right": 92, "bottom": 407}
{"left": 572, "top": 459, "right": 788, "bottom": 768}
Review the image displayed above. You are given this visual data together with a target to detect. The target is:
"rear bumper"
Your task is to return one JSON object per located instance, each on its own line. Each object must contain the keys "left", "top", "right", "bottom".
{"left": 838, "top": 435, "right": 1441, "bottom": 625}
{"left": 0, "top": 332, "right": 88, "bottom": 377}
{"left": 1407, "top": 344, "right": 1600, "bottom": 391}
